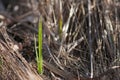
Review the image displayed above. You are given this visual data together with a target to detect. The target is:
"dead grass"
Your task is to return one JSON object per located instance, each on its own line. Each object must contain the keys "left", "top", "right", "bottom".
{"left": 0, "top": 0, "right": 119, "bottom": 80}
{"left": 38, "top": 0, "right": 120, "bottom": 80}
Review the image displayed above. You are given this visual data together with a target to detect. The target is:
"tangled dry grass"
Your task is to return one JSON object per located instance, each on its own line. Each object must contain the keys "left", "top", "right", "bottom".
{"left": 0, "top": 0, "right": 119, "bottom": 80}
{"left": 39, "top": 0, "right": 120, "bottom": 80}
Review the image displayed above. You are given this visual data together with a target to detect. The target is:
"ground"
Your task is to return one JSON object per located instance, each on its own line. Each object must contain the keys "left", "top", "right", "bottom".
{"left": 0, "top": 0, "right": 120, "bottom": 80}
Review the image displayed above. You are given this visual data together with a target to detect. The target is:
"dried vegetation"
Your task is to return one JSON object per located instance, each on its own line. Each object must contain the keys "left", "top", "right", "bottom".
{"left": 0, "top": 0, "right": 120, "bottom": 80}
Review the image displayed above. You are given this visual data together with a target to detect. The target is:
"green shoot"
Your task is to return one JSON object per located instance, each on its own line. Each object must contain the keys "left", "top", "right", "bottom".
{"left": 34, "top": 34, "right": 38, "bottom": 69}
{"left": 59, "top": 17, "right": 63, "bottom": 40}
{"left": 34, "top": 17, "right": 43, "bottom": 74}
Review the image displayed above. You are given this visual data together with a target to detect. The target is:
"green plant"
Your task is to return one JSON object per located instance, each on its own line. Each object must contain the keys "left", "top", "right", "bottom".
{"left": 34, "top": 17, "right": 43, "bottom": 74}
{"left": 58, "top": 17, "right": 63, "bottom": 40}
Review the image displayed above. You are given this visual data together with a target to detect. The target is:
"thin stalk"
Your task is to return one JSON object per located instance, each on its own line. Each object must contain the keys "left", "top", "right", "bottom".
{"left": 88, "top": 0, "right": 93, "bottom": 78}
{"left": 37, "top": 17, "right": 43, "bottom": 74}
{"left": 59, "top": 16, "right": 63, "bottom": 40}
